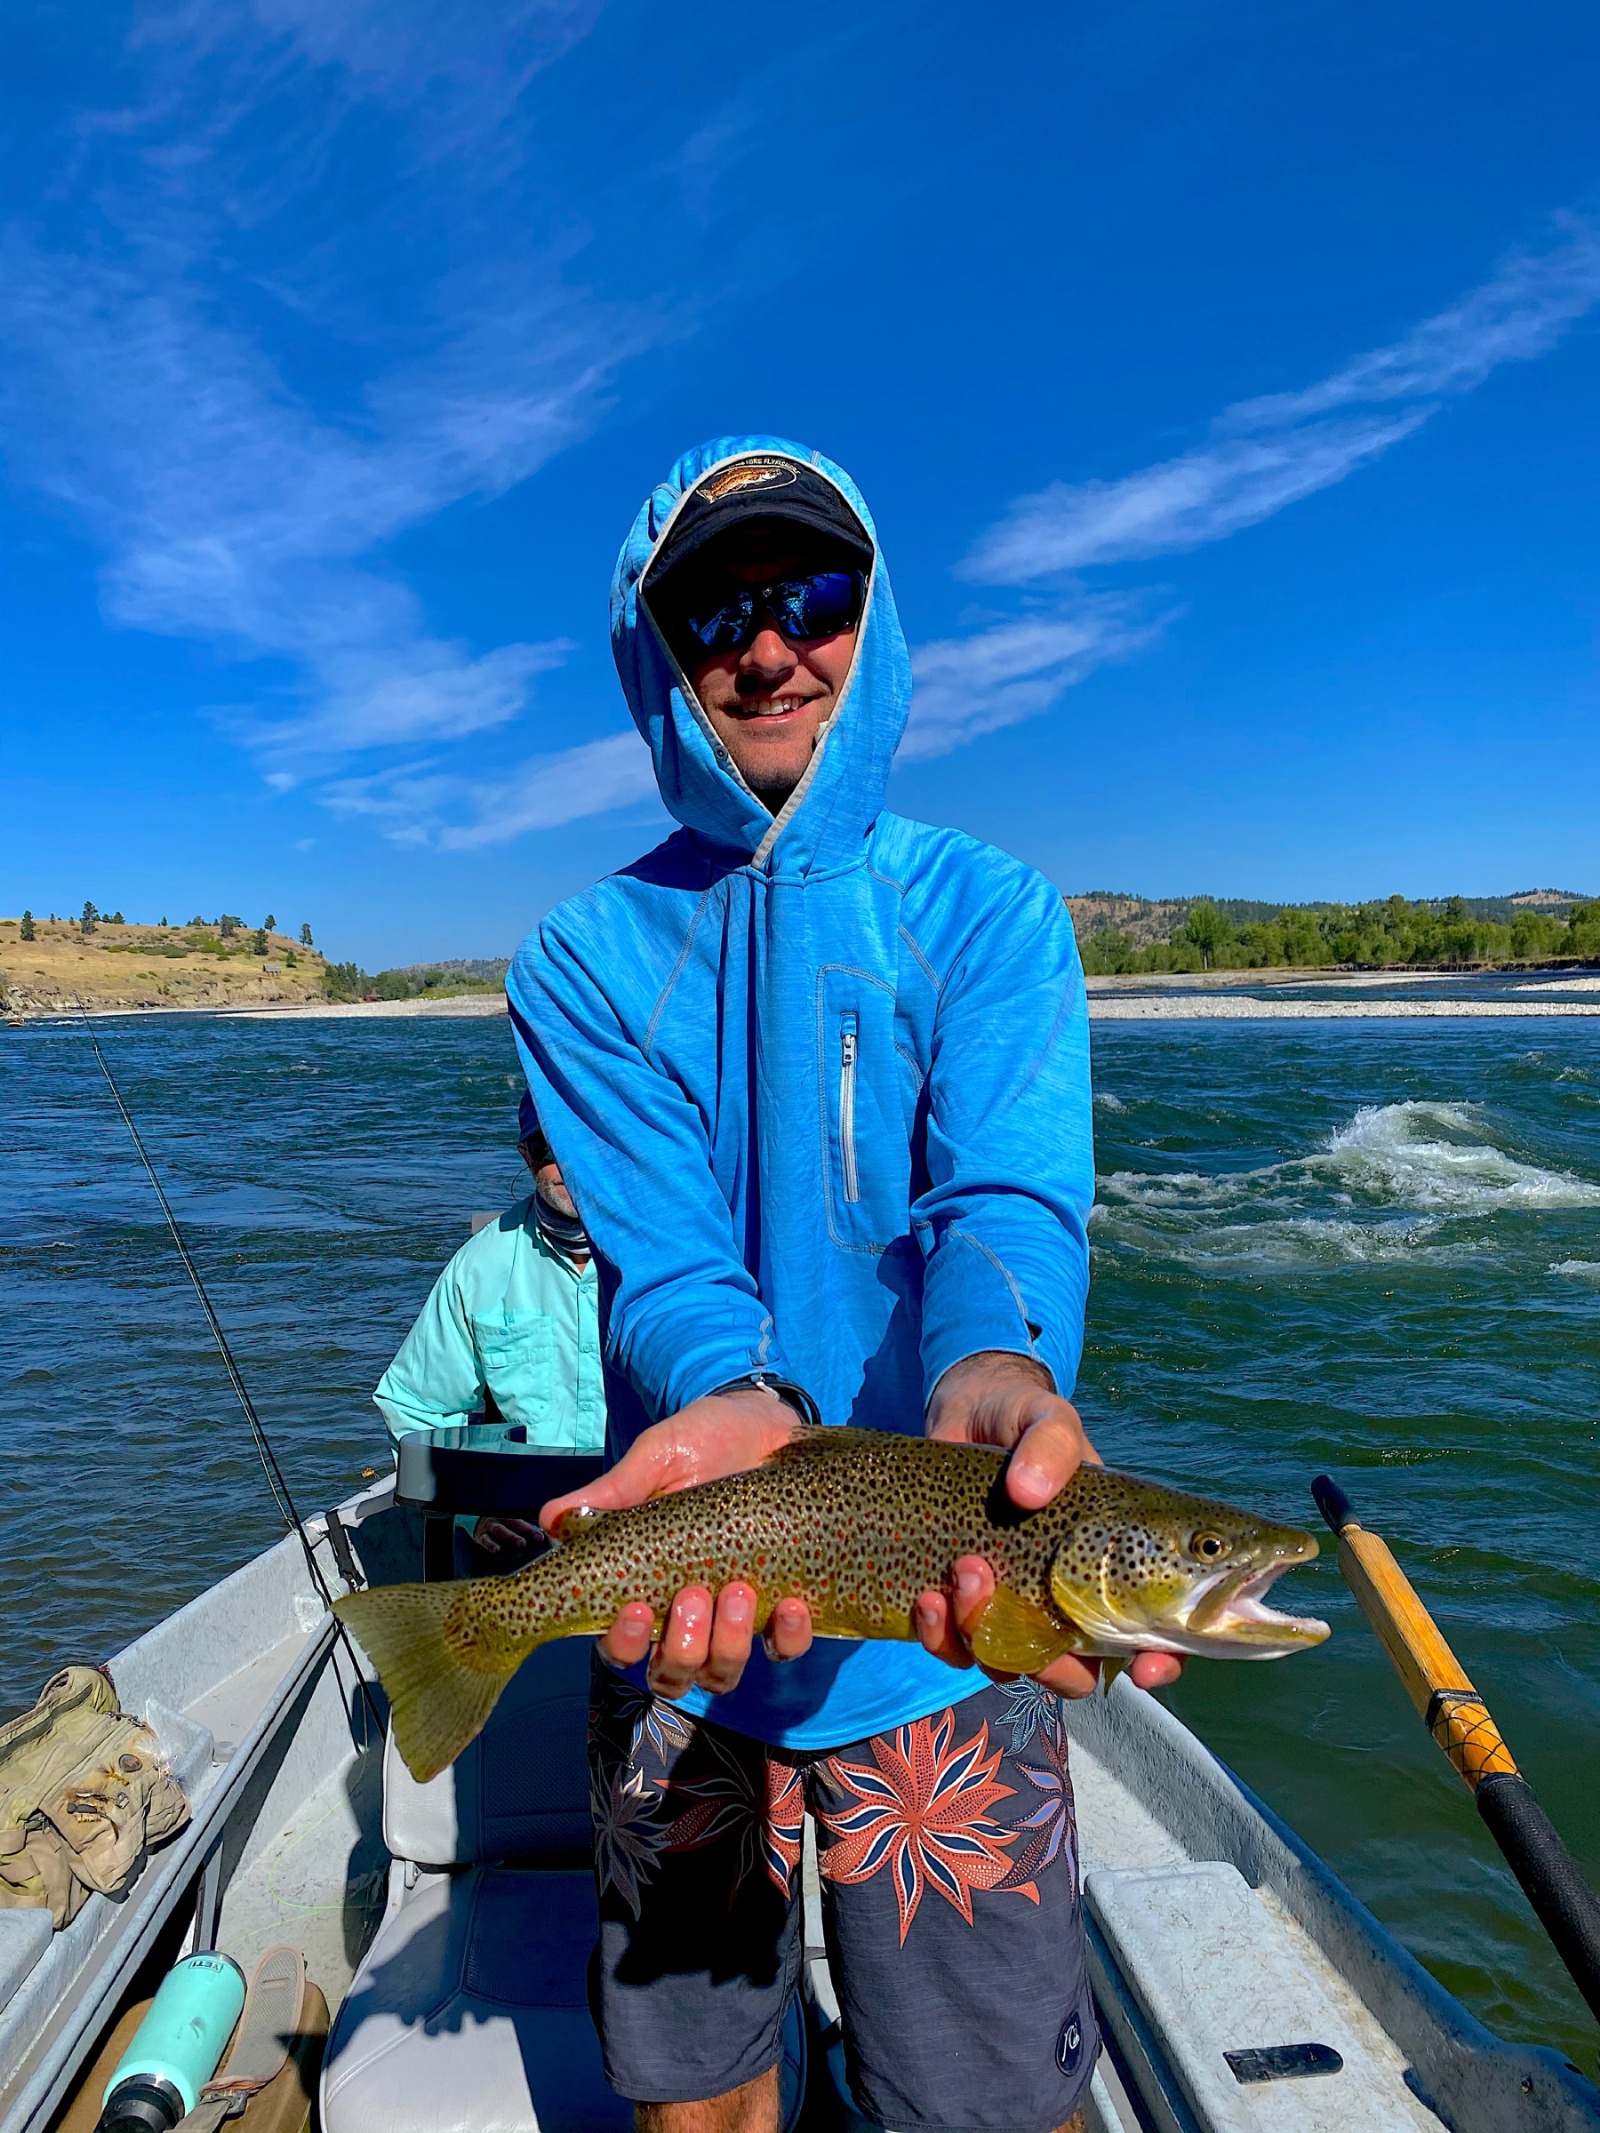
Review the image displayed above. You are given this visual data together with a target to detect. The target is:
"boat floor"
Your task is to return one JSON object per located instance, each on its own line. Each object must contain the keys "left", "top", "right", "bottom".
{"left": 216, "top": 1753, "right": 387, "bottom": 2009}
{"left": 5, "top": 1486, "right": 1598, "bottom": 2133}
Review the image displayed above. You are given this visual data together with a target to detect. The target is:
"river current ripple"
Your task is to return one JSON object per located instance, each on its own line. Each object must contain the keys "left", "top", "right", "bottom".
{"left": 2, "top": 1014, "right": 1597, "bottom": 2063}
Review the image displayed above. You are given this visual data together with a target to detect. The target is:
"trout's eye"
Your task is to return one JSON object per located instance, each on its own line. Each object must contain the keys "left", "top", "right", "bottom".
{"left": 1190, "top": 1530, "right": 1231, "bottom": 1563}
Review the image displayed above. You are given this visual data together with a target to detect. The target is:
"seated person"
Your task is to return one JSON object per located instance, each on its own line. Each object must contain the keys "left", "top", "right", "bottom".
{"left": 373, "top": 1092, "right": 602, "bottom": 1555}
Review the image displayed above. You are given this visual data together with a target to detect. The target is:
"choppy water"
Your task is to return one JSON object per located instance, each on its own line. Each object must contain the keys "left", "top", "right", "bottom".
{"left": 3, "top": 1014, "right": 1597, "bottom": 2065}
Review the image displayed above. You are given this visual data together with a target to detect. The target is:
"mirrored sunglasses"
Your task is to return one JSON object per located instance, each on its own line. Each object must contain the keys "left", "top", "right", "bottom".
{"left": 676, "top": 570, "right": 865, "bottom": 659}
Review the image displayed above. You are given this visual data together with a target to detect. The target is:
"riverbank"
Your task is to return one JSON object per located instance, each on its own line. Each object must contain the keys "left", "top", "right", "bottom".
{"left": 1091, "top": 994, "right": 1600, "bottom": 1018}
{"left": 203, "top": 974, "right": 1600, "bottom": 1022}
{"left": 14, "top": 990, "right": 1600, "bottom": 1024}
{"left": 13, "top": 967, "right": 1600, "bottom": 1022}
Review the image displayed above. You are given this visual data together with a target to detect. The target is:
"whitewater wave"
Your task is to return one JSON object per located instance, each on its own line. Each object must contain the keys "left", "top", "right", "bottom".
{"left": 1094, "top": 1100, "right": 1600, "bottom": 1266}
{"left": 1322, "top": 1101, "right": 1600, "bottom": 1210}
{"left": 1100, "top": 1101, "right": 1600, "bottom": 1218}
{"left": 1551, "top": 1259, "right": 1600, "bottom": 1279}
{"left": 1104, "top": 1213, "right": 1471, "bottom": 1268}
{"left": 1094, "top": 1092, "right": 1128, "bottom": 1112}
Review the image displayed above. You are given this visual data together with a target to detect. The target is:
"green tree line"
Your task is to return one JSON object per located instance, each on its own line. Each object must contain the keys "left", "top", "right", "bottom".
{"left": 1080, "top": 895, "right": 1600, "bottom": 976}
{"left": 319, "top": 962, "right": 504, "bottom": 1003}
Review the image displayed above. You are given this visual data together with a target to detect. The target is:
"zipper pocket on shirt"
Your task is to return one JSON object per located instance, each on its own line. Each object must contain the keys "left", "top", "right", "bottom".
{"left": 839, "top": 1012, "right": 860, "bottom": 1203}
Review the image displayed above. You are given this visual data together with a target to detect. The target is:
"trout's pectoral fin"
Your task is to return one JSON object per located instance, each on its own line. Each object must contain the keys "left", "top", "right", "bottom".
{"left": 969, "top": 1586, "right": 1075, "bottom": 1676}
{"left": 1098, "top": 1656, "right": 1130, "bottom": 1696}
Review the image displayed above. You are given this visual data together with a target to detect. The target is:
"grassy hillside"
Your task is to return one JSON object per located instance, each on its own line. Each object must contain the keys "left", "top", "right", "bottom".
{"left": 0, "top": 916, "right": 330, "bottom": 1016}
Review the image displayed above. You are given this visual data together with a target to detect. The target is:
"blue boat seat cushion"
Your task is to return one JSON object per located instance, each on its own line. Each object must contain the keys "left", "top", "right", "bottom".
{"left": 322, "top": 1867, "right": 627, "bottom": 2133}
{"left": 381, "top": 1641, "right": 591, "bottom": 1869}
{"left": 323, "top": 1640, "right": 618, "bottom": 2133}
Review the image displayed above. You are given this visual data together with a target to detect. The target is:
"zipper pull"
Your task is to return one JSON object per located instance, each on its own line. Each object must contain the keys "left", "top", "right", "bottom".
{"left": 838, "top": 1012, "right": 860, "bottom": 1204}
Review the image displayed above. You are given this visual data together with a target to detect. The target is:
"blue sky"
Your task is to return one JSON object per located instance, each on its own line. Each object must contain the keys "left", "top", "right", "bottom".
{"left": 4, "top": 0, "right": 1598, "bottom": 967}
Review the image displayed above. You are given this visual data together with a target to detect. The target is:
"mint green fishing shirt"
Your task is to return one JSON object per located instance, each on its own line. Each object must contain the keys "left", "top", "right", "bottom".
{"left": 373, "top": 1196, "right": 604, "bottom": 1450}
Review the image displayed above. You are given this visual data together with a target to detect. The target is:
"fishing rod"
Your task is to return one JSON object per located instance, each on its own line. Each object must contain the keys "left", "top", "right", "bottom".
{"left": 1312, "top": 1473, "right": 1600, "bottom": 2026}
{"left": 77, "top": 1007, "right": 383, "bottom": 1738}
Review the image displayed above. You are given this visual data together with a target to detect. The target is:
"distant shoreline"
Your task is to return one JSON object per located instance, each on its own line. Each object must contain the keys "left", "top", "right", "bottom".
{"left": 1088, "top": 995, "right": 1600, "bottom": 1019}
{"left": 11, "top": 977, "right": 1600, "bottom": 1024}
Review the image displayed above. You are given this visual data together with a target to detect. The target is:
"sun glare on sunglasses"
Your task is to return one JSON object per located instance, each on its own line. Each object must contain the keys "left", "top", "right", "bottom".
{"left": 680, "top": 570, "right": 864, "bottom": 657}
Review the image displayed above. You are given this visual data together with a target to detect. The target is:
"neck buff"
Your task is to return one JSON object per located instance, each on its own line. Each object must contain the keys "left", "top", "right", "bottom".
{"left": 534, "top": 1186, "right": 589, "bottom": 1258}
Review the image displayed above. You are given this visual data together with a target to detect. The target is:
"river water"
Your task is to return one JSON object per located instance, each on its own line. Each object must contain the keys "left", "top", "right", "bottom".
{"left": 3, "top": 1012, "right": 1597, "bottom": 2064}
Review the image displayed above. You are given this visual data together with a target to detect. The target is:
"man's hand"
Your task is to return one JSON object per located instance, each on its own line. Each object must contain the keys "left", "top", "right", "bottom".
{"left": 472, "top": 1515, "right": 543, "bottom": 1557}
{"left": 539, "top": 1389, "right": 814, "bottom": 1699}
{"left": 914, "top": 1351, "right": 1183, "bottom": 1699}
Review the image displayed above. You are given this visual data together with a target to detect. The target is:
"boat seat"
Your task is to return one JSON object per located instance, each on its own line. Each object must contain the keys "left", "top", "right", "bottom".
{"left": 1085, "top": 1863, "right": 1445, "bottom": 2131}
{"left": 321, "top": 1640, "right": 628, "bottom": 2133}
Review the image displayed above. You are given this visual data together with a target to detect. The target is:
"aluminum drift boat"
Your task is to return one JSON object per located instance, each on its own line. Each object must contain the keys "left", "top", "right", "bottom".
{"left": 1, "top": 1451, "right": 1596, "bottom": 2133}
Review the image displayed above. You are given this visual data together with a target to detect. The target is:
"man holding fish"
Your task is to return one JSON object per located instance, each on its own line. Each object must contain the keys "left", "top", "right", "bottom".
{"left": 515, "top": 437, "right": 1155, "bottom": 2133}
{"left": 340, "top": 441, "right": 1328, "bottom": 2133}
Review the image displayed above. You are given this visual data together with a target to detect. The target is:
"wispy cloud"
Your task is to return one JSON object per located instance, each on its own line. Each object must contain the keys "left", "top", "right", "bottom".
{"left": 3, "top": 240, "right": 651, "bottom": 772}
{"left": 962, "top": 219, "right": 1600, "bottom": 583}
{"left": 891, "top": 217, "right": 1600, "bottom": 765}
{"left": 323, "top": 731, "right": 660, "bottom": 849}
{"left": 0, "top": 0, "right": 667, "bottom": 814}
{"left": 959, "top": 413, "right": 1431, "bottom": 585}
{"left": 904, "top": 600, "right": 1164, "bottom": 763}
{"left": 241, "top": 0, "right": 604, "bottom": 112}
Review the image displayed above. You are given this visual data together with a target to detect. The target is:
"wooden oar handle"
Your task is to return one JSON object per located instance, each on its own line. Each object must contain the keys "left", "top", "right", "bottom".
{"left": 1311, "top": 1475, "right": 1520, "bottom": 1790}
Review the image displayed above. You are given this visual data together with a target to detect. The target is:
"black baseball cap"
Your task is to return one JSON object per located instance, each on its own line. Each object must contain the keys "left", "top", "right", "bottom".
{"left": 648, "top": 454, "right": 874, "bottom": 590}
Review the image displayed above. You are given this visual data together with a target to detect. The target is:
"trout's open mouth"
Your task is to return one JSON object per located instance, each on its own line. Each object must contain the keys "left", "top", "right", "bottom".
{"left": 1182, "top": 1548, "right": 1329, "bottom": 1651}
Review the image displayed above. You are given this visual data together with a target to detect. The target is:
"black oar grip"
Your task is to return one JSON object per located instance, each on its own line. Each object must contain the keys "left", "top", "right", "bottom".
{"left": 1475, "top": 1774, "right": 1600, "bottom": 2025}
{"left": 1310, "top": 1473, "right": 1357, "bottom": 1537}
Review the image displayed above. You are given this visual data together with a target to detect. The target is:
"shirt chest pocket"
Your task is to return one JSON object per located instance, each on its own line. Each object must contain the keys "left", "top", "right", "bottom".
{"left": 818, "top": 967, "right": 918, "bottom": 1254}
{"left": 471, "top": 1314, "right": 557, "bottom": 1425}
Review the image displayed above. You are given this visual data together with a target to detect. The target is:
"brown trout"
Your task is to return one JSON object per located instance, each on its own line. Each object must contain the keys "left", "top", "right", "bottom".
{"left": 337, "top": 1427, "right": 1328, "bottom": 1781}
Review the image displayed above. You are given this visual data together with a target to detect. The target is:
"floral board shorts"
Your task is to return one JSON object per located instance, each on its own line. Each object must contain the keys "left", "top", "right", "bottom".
{"left": 588, "top": 1659, "right": 1098, "bottom": 2133}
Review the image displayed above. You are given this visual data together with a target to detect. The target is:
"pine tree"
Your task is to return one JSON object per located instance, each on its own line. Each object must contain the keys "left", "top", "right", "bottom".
{"left": 299, "top": 922, "right": 314, "bottom": 947}
{"left": 264, "top": 913, "right": 276, "bottom": 933}
{"left": 20, "top": 911, "right": 35, "bottom": 941}
{"left": 80, "top": 901, "right": 99, "bottom": 934}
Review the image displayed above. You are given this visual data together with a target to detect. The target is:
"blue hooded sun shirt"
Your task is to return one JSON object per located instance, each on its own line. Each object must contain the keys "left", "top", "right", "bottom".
{"left": 508, "top": 435, "right": 1093, "bottom": 1749}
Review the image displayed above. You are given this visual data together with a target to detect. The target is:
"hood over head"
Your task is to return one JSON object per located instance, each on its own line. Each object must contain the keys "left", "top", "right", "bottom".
{"left": 610, "top": 435, "right": 911, "bottom": 874}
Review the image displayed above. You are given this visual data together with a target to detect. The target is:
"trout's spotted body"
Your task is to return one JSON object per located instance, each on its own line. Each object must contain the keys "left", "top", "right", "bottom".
{"left": 339, "top": 1428, "right": 1328, "bottom": 1781}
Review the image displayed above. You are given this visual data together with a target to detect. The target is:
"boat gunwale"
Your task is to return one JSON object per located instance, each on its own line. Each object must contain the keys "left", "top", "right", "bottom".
{"left": 1068, "top": 1680, "right": 1600, "bottom": 2129}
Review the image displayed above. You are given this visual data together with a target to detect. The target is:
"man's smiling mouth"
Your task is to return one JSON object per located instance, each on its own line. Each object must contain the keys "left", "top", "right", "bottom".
{"left": 733, "top": 696, "right": 816, "bottom": 719}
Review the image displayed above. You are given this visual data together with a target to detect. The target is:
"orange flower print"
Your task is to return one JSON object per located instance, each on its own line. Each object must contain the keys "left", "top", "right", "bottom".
{"left": 817, "top": 1710, "right": 1025, "bottom": 1942}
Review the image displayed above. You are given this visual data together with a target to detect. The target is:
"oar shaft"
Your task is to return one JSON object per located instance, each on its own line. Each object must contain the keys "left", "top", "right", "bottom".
{"left": 1312, "top": 1474, "right": 1600, "bottom": 2026}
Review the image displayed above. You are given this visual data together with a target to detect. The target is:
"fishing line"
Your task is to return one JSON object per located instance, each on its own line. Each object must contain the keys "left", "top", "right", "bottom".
{"left": 77, "top": 1007, "right": 383, "bottom": 1738}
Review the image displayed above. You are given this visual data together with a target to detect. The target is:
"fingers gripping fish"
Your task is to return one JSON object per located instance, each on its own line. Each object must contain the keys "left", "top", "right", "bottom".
{"left": 336, "top": 1428, "right": 1329, "bottom": 1782}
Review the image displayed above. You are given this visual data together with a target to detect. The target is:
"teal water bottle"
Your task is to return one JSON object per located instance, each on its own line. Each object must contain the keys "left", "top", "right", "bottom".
{"left": 98, "top": 1952, "right": 247, "bottom": 2133}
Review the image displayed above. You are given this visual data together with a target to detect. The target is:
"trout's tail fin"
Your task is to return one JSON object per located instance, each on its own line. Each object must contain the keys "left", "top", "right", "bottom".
{"left": 335, "top": 1571, "right": 552, "bottom": 1783}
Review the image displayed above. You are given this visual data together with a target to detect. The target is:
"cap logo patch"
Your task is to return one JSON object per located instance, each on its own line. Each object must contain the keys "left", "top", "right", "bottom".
{"left": 697, "top": 458, "right": 800, "bottom": 503}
